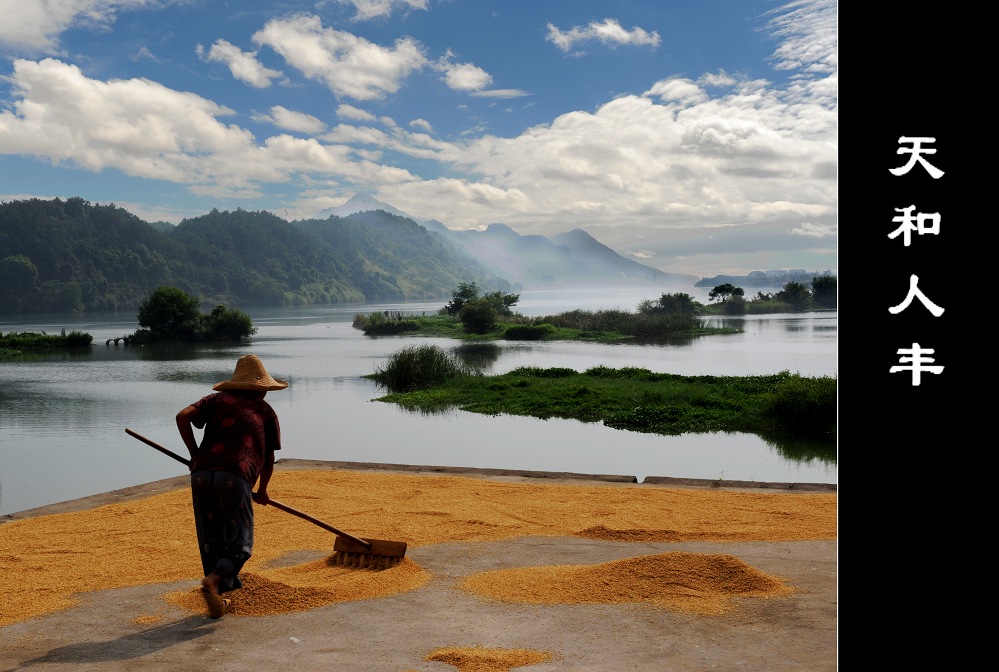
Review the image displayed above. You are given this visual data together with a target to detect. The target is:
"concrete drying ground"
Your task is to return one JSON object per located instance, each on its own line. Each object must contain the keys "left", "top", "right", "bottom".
{"left": 0, "top": 462, "right": 838, "bottom": 672}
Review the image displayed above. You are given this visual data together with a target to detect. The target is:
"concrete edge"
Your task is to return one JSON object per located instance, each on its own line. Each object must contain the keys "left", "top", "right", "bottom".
{"left": 274, "top": 459, "right": 837, "bottom": 492}
{"left": 640, "top": 475, "right": 837, "bottom": 492}
{"left": 1, "top": 459, "right": 836, "bottom": 523}
{"left": 1, "top": 474, "right": 193, "bottom": 522}
{"left": 271, "top": 458, "right": 639, "bottom": 483}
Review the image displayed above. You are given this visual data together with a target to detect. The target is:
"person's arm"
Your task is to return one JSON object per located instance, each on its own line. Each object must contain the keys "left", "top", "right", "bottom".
{"left": 253, "top": 449, "right": 275, "bottom": 505}
{"left": 175, "top": 405, "right": 202, "bottom": 462}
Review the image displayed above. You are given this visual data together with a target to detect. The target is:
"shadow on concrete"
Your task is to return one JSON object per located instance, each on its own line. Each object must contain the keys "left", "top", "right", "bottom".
{"left": 11, "top": 616, "right": 215, "bottom": 668}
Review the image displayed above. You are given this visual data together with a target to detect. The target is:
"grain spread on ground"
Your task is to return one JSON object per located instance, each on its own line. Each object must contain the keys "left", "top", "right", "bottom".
{"left": 0, "top": 468, "right": 836, "bottom": 626}
{"left": 420, "top": 645, "right": 555, "bottom": 672}
{"left": 461, "top": 552, "right": 794, "bottom": 615}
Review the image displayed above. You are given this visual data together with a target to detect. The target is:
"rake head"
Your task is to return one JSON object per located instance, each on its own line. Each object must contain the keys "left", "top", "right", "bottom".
{"left": 330, "top": 535, "right": 407, "bottom": 570}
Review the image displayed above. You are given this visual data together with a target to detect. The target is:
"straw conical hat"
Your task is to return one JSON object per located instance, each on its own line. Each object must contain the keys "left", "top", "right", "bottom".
{"left": 213, "top": 354, "right": 288, "bottom": 391}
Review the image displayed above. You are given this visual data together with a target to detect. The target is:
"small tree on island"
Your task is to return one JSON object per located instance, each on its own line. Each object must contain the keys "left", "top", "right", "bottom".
{"left": 482, "top": 290, "right": 520, "bottom": 316}
{"left": 137, "top": 286, "right": 200, "bottom": 340}
{"left": 775, "top": 281, "right": 812, "bottom": 311}
{"left": 444, "top": 282, "right": 520, "bottom": 318}
{"left": 203, "top": 303, "right": 257, "bottom": 341}
{"left": 459, "top": 298, "right": 498, "bottom": 334}
{"left": 444, "top": 282, "right": 481, "bottom": 316}
{"left": 637, "top": 292, "right": 699, "bottom": 315}
{"left": 134, "top": 286, "right": 256, "bottom": 342}
{"left": 708, "top": 283, "right": 745, "bottom": 303}
{"left": 811, "top": 274, "right": 837, "bottom": 309}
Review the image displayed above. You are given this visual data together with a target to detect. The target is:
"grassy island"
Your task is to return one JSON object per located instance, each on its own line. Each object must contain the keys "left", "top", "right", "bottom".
{"left": 366, "top": 345, "right": 836, "bottom": 442}
{"left": 0, "top": 330, "right": 93, "bottom": 355}
{"left": 353, "top": 310, "right": 740, "bottom": 343}
{"left": 356, "top": 284, "right": 836, "bottom": 445}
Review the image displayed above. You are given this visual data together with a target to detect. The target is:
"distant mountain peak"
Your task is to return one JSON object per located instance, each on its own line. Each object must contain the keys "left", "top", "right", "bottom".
{"left": 314, "top": 193, "right": 698, "bottom": 289}
{"left": 483, "top": 223, "right": 517, "bottom": 235}
{"left": 553, "top": 228, "right": 596, "bottom": 243}
{"left": 322, "top": 193, "right": 415, "bottom": 221}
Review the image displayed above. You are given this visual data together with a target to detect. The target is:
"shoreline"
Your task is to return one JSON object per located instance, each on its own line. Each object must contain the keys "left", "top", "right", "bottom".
{"left": 1, "top": 457, "right": 837, "bottom": 523}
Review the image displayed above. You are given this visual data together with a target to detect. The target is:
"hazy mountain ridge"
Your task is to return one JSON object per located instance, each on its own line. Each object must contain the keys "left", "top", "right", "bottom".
{"left": 695, "top": 269, "right": 836, "bottom": 289}
{"left": 0, "top": 197, "right": 501, "bottom": 313}
{"left": 0, "top": 194, "right": 830, "bottom": 315}
{"left": 334, "top": 194, "right": 835, "bottom": 291}
{"left": 333, "top": 193, "right": 699, "bottom": 289}
{"left": 293, "top": 209, "right": 503, "bottom": 301}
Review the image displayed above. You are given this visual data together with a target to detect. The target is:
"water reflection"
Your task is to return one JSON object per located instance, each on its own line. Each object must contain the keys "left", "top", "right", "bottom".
{"left": 378, "top": 399, "right": 836, "bottom": 466}
{"left": 379, "top": 401, "right": 466, "bottom": 419}
{"left": 135, "top": 343, "right": 245, "bottom": 361}
{"left": 452, "top": 342, "right": 502, "bottom": 372}
{"left": 757, "top": 432, "right": 837, "bottom": 464}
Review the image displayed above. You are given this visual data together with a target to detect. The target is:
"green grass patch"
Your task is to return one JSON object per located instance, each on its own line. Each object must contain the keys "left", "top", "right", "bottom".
{"left": 368, "top": 344, "right": 477, "bottom": 392}
{"left": 0, "top": 330, "right": 94, "bottom": 352}
{"left": 354, "top": 312, "right": 466, "bottom": 337}
{"left": 503, "top": 323, "right": 557, "bottom": 341}
{"left": 372, "top": 365, "right": 836, "bottom": 441}
{"left": 352, "top": 308, "right": 738, "bottom": 342}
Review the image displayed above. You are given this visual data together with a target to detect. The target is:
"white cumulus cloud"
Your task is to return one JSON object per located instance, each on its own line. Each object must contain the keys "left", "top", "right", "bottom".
{"left": 334, "top": 0, "right": 428, "bottom": 22}
{"left": 0, "top": 0, "right": 174, "bottom": 53}
{"left": 435, "top": 51, "right": 493, "bottom": 92}
{"left": 253, "top": 106, "right": 327, "bottom": 134}
{"left": 644, "top": 78, "right": 709, "bottom": 106}
{"left": 198, "top": 39, "right": 283, "bottom": 88}
{"left": 0, "top": 58, "right": 421, "bottom": 193}
{"left": 546, "top": 18, "right": 661, "bottom": 53}
{"left": 409, "top": 118, "right": 433, "bottom": 133}
{"left": 252, "top": 14, "right": 427, "bottom": 101}
{"left": 336, "top": 104, "right": 377, "bottom": 122}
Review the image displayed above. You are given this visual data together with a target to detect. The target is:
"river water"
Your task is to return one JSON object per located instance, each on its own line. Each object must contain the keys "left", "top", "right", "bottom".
{"left": 0, "top": 287, "right": 837, "bottom": 516}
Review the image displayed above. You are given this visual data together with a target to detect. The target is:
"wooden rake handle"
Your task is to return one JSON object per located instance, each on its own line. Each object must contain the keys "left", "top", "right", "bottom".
{"left": 124, "top": 427, "right": 370, "bottom": 548}
{"left": 262, "top": 498, "right": 369, "bottom": 548}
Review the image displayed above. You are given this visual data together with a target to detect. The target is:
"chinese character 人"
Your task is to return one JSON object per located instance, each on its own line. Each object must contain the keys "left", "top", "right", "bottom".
{"left": 889, "top": 274, "right": 944, "bottom": 317}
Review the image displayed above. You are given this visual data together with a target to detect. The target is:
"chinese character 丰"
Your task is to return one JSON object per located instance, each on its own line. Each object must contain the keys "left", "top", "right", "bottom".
{"left": 890, "top": 343, "right": 944, "bottom": 386}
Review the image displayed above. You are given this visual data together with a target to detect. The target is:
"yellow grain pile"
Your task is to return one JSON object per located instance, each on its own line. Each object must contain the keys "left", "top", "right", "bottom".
{"left": 424, "top": 645, "right": 554, "bottom": 672}
{"left": 165, "top": 557, "right": 426, "bottom": 616}
{"left": 461, "top": 552, "right": 794, "bottom": 615}
{"left": 0, "top": 468, "right": 835, "bottom": 626}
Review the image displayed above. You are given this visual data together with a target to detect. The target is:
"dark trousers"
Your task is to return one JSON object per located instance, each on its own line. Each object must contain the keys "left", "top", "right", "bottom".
{"left": 190, "top": 470, "right": 254, "bottom": 593}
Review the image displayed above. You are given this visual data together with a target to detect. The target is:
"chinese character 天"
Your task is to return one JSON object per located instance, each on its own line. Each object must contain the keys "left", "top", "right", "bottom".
{"left": 889, "top": 136, "right": 944, "bottom": 179}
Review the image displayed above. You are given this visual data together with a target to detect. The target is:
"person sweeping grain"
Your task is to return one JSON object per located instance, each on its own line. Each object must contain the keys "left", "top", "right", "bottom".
{"left": 176, "top": 354, "right": 287, "bottom": 619}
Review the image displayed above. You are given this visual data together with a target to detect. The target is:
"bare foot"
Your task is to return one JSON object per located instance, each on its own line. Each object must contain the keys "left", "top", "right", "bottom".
{"left": 201, "top": 572, "right": 225, "bottom": 618}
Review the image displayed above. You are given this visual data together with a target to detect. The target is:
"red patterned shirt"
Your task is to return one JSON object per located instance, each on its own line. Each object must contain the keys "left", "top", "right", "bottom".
{"left": 189, "top": 391, "right": 281, "bottom": 486}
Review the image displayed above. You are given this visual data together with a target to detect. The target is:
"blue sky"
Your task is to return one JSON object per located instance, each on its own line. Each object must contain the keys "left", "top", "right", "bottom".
{"left": 0, "top": 0, "right": 836, "bottom": 277}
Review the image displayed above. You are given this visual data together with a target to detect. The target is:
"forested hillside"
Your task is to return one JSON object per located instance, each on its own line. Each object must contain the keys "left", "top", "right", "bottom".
{"left": 0, "top": 197, "right": 501, "bottom": 314}
{"left": 294, "top": 210, "right": 510, "bottom": 302}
